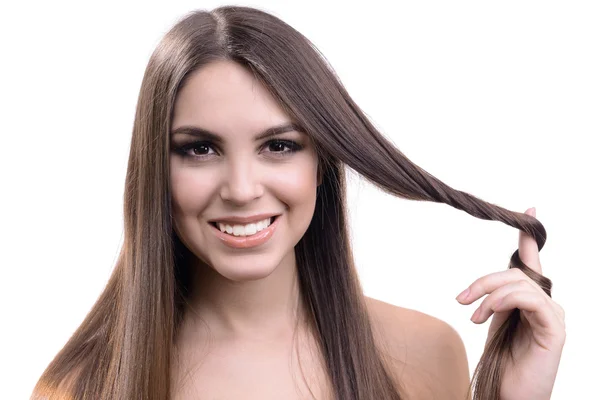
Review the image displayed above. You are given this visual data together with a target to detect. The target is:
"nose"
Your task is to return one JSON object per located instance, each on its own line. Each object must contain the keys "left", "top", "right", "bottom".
{"left": 219, "top": 156, "right": 264, "bottom": 205}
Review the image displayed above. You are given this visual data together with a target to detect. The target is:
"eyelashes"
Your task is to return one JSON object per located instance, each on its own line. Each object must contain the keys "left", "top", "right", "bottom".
{"left": 172, "top": 139, "right": 303, "bottom": 161}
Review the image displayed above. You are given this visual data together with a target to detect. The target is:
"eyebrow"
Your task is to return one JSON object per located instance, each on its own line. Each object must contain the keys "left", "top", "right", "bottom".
{"left": 170, "top": 122, "right": 304, "bottom": 143}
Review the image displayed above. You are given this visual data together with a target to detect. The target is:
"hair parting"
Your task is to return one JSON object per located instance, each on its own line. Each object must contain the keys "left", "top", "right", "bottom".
{"left": 32, "top": 5, "right": 550, "bottom": 400}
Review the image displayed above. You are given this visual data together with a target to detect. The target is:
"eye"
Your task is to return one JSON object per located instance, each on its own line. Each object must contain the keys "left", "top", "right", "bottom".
{"left": 171, "top": 139, "right": 303, "bottom": 161}
{"left": 263, "top": 139, "right": 302, "bottom": 156}
{"left": 173, "top": 141, "right": 217, "bottom": 159}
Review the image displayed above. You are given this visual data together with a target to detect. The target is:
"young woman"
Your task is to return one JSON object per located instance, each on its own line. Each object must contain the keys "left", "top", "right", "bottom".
{"left": 31, "top": 5, "right": 565, "bottom": 400}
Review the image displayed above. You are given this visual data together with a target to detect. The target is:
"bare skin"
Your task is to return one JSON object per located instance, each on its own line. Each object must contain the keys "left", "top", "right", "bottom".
{"left": 168, "top": 60, "right": 471, "bottom": 399}
{"left": 170, "top": 296, "right": 471, "bottom": 400}
{"left": 366, "top": 297, "right": 472, "bottom": 400}
{"left": 170, "top": 307, "right": 331, "bottom": 400}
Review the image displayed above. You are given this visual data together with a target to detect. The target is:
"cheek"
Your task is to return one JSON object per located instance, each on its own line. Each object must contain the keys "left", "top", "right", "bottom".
{"left": 269, "top": 158, "right": 318, "bottom": 215}
{"left": 170, "top": 166, "right": 215, "bottom": 216}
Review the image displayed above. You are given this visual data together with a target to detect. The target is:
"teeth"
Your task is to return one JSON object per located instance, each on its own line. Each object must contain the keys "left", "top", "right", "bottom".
{"left": 216, "top": 217, "right": 273, "bottom": 237}
{"left": 245, "top": 224, "right": 257, "bottom": 235}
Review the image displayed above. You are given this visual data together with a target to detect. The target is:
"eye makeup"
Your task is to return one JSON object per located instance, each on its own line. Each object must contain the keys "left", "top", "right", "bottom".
{"left": 171, "top": 138, "right": 304, "bottom": 161}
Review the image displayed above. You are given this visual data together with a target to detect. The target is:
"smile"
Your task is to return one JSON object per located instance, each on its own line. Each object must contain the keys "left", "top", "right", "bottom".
{"left": 211, "top": 216, "right": 274, "bottom": 237}
{"left": 209, "top": 216, "right": 280, "bottom": 249}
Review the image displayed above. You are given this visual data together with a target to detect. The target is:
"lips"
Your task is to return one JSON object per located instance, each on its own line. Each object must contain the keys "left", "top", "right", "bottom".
{"left": 209, "top": 216, "right": 277, "bottom": 236}
{"left": 208, "top": 213, "right": 281, "bottom": 225}
{"left": 209, "top": 214, "right": 280, "bottom": 249}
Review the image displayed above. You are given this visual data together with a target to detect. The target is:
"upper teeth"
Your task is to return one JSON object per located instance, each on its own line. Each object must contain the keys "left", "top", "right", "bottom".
{"left": 217, "top": 217, "right": 273, "bottom": 236}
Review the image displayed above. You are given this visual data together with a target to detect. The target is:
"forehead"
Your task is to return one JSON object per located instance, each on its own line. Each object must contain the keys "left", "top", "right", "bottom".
{"left": 171, "top": 60, "right": 291, "bottom": 134}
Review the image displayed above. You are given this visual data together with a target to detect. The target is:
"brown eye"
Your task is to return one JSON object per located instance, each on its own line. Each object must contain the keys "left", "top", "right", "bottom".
{"left": 268, "top": 141, "right": 287, "bottom": 152}
{"left": 192, "top": 144, "right": 212, "bottom": 155}
{"left": 173, "top": 141, "right": 217, "bottom": 159}
{"left": 264, "top": 139, "right": 302, "bottom": 155}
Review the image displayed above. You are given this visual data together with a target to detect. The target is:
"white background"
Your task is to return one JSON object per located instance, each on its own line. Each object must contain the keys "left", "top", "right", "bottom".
{"left": 1, "top": 1, "right": 598, "bottom": 398}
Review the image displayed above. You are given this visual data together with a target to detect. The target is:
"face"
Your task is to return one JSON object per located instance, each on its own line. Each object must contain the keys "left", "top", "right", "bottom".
{"left": 169, "top": 60, "right": 320, "bottom": 282}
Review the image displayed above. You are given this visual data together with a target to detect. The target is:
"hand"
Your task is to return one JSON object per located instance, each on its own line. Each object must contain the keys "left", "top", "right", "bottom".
{"left": 456, "top": 207, "right": 566, "bottom": 400}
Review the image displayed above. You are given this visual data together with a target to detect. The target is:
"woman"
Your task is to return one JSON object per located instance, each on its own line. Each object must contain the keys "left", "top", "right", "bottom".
{"left": 31, "top": 5, "right": 565, "bottom": 400}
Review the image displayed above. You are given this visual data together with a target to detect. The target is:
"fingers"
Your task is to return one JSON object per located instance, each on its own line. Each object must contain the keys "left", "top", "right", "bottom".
{"left": 492, "top": 291, "right": 566, "bottom": 349}
{"left": 457, "top": 206, "right": 566, "bottom": 353}
{"left": 456, "top": 268, "right": 546, "bottom": 306}
{"left": 470, "top": 279, "right": 540, "bottom": 323}
{"left": 465, "top": 282, "right": 566, "bottom": 349}
{"left": 486, "top": 309, "right": 512, "bottom": 342}
{"left": 519, "top": 207, "right": 542, "bottom": 274}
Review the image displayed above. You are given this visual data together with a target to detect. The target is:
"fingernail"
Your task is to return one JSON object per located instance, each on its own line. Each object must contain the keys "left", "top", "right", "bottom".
{"left": 471, "top": 308, "right": 481, "bottom": 322}
{"left": 532, "top": 207, "right": 536, "bottom": 217}
{"left": 456, "top": 288, "right": 470, "bottom": 302}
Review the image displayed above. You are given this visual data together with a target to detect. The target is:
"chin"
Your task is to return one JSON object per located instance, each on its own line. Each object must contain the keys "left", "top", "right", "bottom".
{"left": 208, "top": 253, "right": 285, "bottom": 282}
{"left": 217, "top": 264, "right": 277, "bottom": 282}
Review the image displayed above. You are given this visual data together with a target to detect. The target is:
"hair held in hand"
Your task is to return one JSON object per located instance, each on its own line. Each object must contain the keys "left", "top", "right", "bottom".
{"left": 31, "top": 6, "right": 551, "bottom": 400}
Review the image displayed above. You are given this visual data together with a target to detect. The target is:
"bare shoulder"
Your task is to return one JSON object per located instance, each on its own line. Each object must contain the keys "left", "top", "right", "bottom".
{"left": 364, "top": 296, "right": 471, "bottom": 400}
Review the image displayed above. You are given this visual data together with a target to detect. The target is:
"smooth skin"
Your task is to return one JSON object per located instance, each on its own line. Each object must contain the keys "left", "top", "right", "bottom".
{"left": 168, "top": 60, "right": 471, "bottom": 399}
{"left": 167, "top": 60, "right": 563, "bottom": 399}
{"left": 456, "top": 207, "right": 566, "bottom": 399}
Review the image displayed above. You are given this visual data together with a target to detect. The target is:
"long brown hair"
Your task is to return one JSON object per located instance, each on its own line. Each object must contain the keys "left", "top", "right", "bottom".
{"left": 31, "top": 5, "right": 550, "bottom": 400}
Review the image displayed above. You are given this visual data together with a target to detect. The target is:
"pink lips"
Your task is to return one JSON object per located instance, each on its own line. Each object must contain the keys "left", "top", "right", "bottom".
{"left": 210, "top": 216, "right": 280, "bottom": 249}
{"left": 209, "top": 213, "right": 279, "bottom": 225}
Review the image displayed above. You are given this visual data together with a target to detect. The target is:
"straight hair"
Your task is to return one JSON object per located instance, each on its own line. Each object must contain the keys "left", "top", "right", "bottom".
{"left": 32, "top": 5, "right": 550, "bottom": 400}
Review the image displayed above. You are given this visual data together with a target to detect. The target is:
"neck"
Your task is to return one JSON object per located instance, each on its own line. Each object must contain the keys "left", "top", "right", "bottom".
{"left": 183, "top": 250, "right": 308, "bottom": 342}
